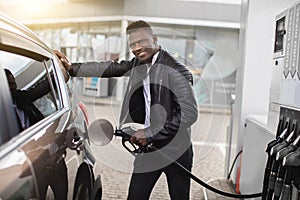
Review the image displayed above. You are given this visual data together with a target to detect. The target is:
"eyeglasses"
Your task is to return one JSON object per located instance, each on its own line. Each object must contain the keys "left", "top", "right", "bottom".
{"left": 129, "top": 38, "right": 149, "bottom": 49}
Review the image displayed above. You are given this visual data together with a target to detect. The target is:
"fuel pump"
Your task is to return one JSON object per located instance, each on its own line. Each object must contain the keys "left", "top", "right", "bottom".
{"left": 262, "top": 1, "right": 300, "bottom": 199}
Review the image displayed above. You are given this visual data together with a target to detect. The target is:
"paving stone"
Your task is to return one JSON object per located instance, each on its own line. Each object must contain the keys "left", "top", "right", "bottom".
{"left": 83, "top": 96, "right": 233, "bottom": 200}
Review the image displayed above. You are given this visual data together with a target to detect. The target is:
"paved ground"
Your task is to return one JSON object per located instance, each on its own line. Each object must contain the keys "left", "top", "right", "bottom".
{"left": 79, "top": 94, "right": 238, "bottom": 200}
{"left": 203, "top": 179, "right": 242, "bottom": 200}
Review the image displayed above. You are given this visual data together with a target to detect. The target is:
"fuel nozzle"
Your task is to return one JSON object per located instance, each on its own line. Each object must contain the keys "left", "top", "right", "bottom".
{"left": 114, "top": 123, "right": 146, "bottom": 156}
{"left": 280, "top": 147, "right": 300, "bottom": 200}
{"left": 277, "top": 134, "right": 300, "bottom": 161}
{"left": 282, "top": 146, "right": 300, "bottom": 167}
{"left": 114, "top": 126, "right": 135, "bottom": 142}
{"left": 266, "top": 119, "right": 295, "bottom": 200}
{"left": 262, "top": 118, "right": 289, "bottom": 200}
{"left": 270, "top": 128, "right": 295, "bottom": 156}
{"left": 273, "top": 125, "right": 299, "bottom": 200}
{"left": 285, "top": 154, "right": 300, "bottom": 194}
{"left": 266, "top": 117, "right": 288, "bottom": 155}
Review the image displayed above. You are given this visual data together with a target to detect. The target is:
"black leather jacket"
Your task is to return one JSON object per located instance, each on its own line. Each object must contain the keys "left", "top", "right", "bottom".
{"left": 70, "top": 49, "right": 198, "bottom": 155}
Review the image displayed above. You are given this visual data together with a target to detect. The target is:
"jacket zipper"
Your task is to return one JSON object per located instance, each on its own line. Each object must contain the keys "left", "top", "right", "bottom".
{"left": 158, "top": 79, "right": 162, "bottom": 103}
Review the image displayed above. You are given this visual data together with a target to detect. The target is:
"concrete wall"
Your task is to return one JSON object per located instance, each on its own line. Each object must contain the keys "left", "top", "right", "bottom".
{"left": 124, "top": 0, "right": 240, "bottom": 23}
{"left": 0, "top": 0, "right": 240, "bottom": 27}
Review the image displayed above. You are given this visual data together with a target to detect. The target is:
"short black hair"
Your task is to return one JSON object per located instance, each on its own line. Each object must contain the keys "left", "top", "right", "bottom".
{"left": 126, "top": 20, "right": 153, "bottom": 35}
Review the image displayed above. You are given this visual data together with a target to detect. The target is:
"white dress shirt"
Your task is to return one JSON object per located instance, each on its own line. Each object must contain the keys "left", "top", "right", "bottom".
{"left": 143, "top": 51, "right": 159, "bottom": 128}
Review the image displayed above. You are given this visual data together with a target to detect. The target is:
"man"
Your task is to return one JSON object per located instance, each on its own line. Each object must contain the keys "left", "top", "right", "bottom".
{"left": 5, "top": 62, "right": 68, "bottom": 131}
{"left": 55, "top": 20, "right": 198, "bottom": 200}
{"left": 5, "top": 69, "right": 47, "bottom": 130}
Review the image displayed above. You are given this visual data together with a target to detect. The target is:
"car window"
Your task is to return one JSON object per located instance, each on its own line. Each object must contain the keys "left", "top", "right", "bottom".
{"left": 42, "top": 59, "right": 63, "bottom": 111}
{"left": 0, "top": 50, "right": 60, "bottom": 133}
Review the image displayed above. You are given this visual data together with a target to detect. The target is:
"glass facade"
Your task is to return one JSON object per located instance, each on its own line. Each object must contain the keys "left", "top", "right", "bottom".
{"left": 29, "top": 21, "right": 238, "bottom": 108}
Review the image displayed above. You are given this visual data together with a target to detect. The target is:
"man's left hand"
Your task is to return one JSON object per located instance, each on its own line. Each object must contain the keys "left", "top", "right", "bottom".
{"left": 130, "top": 129, "right": 148, "bottom": 146}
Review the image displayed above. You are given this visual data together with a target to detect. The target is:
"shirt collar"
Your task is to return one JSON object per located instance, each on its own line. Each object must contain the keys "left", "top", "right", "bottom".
{"left": 151, "top": 51, "right": 160, "bottom": 65}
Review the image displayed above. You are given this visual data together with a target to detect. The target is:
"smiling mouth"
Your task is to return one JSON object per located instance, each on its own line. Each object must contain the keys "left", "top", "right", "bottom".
{"left": 137, "top": 51, "right": 146, "bottom": 57}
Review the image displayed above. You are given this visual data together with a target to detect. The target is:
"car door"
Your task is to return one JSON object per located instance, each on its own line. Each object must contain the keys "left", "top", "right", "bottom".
{"left": 0, "top": 46, "right": 74, "bottom": 199}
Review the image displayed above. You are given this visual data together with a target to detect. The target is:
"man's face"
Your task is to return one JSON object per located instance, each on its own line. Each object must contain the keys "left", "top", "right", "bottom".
{"left": 128, "top": 28, "right": 157, "bottom": 62}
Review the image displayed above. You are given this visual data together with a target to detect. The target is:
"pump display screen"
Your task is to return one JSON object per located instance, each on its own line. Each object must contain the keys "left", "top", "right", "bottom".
{"left": 274, "top": 16, "right": 286, "bottom": 53}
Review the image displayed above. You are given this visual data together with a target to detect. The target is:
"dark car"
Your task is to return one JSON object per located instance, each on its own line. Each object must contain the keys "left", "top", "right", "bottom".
{"left": 0, "top": 13, "right": 103, "bottom": 199}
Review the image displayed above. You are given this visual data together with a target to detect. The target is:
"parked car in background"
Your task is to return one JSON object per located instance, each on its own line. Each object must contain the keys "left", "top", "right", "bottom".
{"left": 0, "top": 13, "right": 102, "bottom": 199}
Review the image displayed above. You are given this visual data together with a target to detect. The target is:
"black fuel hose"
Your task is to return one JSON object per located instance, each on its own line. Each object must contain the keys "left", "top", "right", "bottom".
{"left": 117, "top": 130, "right": 262, "bottom": 199}
{"left": 156, "top": 147, "right": 262, "bottom": 199}
{"left": 227, "top": 149, "right": 243, "bottom": 180}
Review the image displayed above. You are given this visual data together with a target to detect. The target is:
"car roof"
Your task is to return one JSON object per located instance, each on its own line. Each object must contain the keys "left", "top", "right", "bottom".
{"left": 0, "top": 12, "right": 53, "bottom": 61}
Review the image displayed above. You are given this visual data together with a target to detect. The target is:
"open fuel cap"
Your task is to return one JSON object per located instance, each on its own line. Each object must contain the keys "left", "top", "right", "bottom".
{"left": 88, "top": 119, "right": 114, "bottom": 146}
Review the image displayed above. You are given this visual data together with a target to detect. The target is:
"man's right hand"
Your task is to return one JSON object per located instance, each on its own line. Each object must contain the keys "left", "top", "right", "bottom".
{"left": 53, "top": 50, "right": 72, "bottom": 71}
